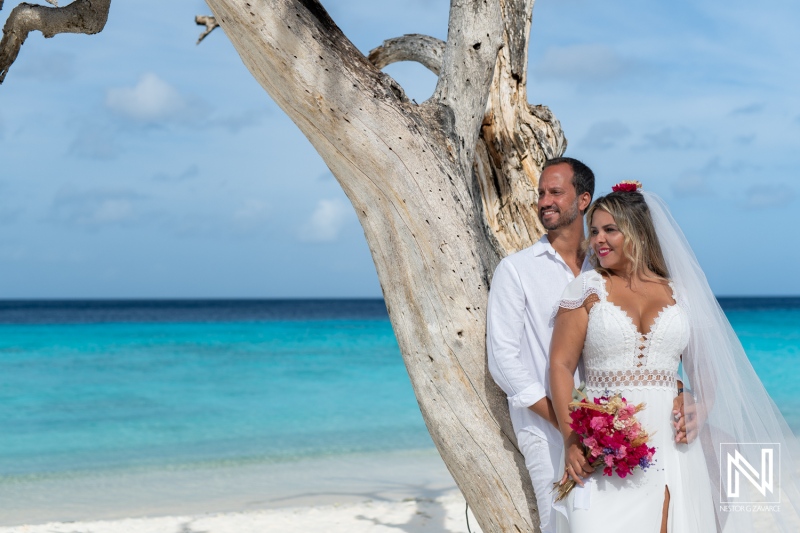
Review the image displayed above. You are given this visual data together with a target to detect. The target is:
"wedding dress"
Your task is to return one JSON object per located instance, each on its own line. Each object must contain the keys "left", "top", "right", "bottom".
{"left": 551, "top": 191, "right": 800, "bottom": 532}
{"left": 552, "top": 269, "right": 717, "bottom": 532}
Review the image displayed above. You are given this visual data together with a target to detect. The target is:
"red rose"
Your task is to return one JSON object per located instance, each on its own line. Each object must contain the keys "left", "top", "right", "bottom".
{"left": 612, "top": 183, "right": 638, "bottom": 193}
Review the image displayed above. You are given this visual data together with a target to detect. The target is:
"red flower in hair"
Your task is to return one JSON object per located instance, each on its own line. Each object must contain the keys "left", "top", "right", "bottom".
{"left": 611, "top": 180, "right": 642, "bottom": 193}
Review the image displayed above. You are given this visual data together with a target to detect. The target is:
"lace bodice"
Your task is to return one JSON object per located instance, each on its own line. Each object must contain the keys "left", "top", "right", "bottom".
{"left": 556, "top": 270, "right": 688, "bottom": 390}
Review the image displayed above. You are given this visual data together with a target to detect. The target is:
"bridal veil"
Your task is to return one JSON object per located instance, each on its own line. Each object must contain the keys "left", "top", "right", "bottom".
{"left": 643, "top": 191, "right": 800, "bottom": 532}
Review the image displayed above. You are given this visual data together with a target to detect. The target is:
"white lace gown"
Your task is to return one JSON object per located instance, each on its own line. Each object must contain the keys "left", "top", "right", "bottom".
{"left": 553, "top": 270, "right": 717, "bottom": 533}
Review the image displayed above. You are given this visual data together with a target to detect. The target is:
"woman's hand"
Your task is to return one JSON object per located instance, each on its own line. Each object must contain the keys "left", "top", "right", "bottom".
{"left": 560, "top": 433, "right": 595, "bottom": 487}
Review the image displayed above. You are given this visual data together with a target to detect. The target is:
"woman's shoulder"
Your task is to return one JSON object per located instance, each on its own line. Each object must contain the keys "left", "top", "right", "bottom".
{"left": 567, "top": 269, "right": 604, "bottom": 292}
{"left": 559, "top": 269, "right": 605, "bottom": 304}
{"left": 551, "top": 270, "right": 605, "bottom": 323}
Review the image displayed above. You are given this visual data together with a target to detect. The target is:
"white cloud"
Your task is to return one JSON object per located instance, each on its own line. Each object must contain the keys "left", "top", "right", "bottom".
{"left": 69, "top": 124, "right": 119, "bottom": 160}
{"left": 206, "top": 109, "right": 267, "bottom": 133}
{"left": 536, "top": 44, "right": 629, "bottom": 83}
{"left": 233, "top": 199, "right": 270, "bottom": 228}
{"left": 672, "top": 174, "right": 715, "bottom": 198}
{"left": 103, "top": 73, "right": 263, "bottom": 132}
{"left": 637, "top": 127, "right": 701, "bottom": 150}
{"left": 105, "top": 73, "right": 193, "bottom": 124}
{"left": 160, "top": 213, "right": 220, "bottom": 239}
{"left": 672, "top": 157, "right": 755, "bottom": 197}
{"left": 702, "top": 156, "right": 760, "bottom": 176}
{"left": 741, "top": 184, "right": 795, "bottom": 210}
{"left": 730, "top": 103, "right": 764, "bottom": 115}
{"left": 15, "top": 51, "right": 76, "bottom": 82}
{"left": 579, "top": 120, "right": 631, "bottom": 149}
{"left": 153, "top": 164, "right": 199, "bottom": 182}
{"left": 49, "top": 187, "right": 146, "bottom": 229}
{"left": 298, "top": 198, "right": 353, "bottom": 243}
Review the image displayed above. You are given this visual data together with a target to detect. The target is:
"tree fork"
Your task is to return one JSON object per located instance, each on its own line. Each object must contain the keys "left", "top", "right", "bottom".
{"left": 202, "top": 0, "right": 569, "bottom": 531}
{"left": 1, "top": 0, "right": 570, "bottom": 529}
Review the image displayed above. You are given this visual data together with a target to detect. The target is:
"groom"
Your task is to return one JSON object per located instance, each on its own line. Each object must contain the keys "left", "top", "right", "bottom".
{"left": 487, "top": 159, "right": 693, "bottom": 531}
{"left": 487, "top": 157, "right": 594, "bottom": 533}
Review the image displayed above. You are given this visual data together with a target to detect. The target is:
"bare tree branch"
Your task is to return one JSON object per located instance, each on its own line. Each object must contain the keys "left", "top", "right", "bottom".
{"left": 470, "top": 0, "right": 566, "bottom": 254}
{"left": 0, "top": 0, "right": 111, "bottom": 84}
{"left": 204, "top": 2, "right": 541, "bottom": 531}
{"left": 195, "top": 14, "right": 219, "bottom": 45}
{"left": 368, "top": 4, "right": 567, "bottom": 256}
{"left": 500, "top": 0, "right": 534, "bottom": 86}
{"left": 368, "top": 33, "right": 445, "bottom": 76}
{"left": 433, "top": 0, "right": 504, "bottom": 174}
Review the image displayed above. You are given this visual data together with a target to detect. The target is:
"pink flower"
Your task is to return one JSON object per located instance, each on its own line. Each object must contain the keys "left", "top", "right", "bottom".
{"left": 564, "top": 392, "right": 656, "bottom": 489}
{"left": 616, "top": 462, "right": 632, "bottom": 478}
{"left": 590, "top": 417, "right": 608, "bottom": 431}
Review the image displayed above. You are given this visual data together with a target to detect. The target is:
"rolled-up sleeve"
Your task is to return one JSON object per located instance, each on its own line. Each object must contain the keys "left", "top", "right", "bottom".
{"left": 487, "top": 260, "right": 546, "bottom": 409}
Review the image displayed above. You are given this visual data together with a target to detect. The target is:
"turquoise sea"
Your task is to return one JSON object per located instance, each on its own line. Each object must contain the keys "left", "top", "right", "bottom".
{"left": 1, "top": 298, "right": 798, "bottom": 481}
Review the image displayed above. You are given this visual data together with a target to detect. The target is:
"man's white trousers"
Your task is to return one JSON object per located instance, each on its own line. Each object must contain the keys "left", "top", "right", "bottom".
{"left": 517, "top": 430, "right": 562, "bottom": 533}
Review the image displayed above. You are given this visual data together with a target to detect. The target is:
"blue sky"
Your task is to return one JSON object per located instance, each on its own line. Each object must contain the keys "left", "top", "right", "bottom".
{"left": 1, "top": 0, "right": 798, "bottom": 298}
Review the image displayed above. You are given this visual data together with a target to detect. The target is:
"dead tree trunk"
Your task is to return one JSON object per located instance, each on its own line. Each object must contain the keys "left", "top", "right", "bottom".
{"left": 203, "top": 1, "right": 566, "bottom": 531}
{"left": 1, "top": 0, "right": 568, "bottom": 529}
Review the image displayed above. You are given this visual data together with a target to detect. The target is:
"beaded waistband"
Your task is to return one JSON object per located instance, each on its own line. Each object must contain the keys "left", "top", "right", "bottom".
{"left": 585, "top": 368, "right": 676, "bottom": 390}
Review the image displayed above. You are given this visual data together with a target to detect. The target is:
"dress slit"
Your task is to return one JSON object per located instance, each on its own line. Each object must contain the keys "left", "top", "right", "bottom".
{"left": 661, "top": 484, "right": 670, "bottom": 533}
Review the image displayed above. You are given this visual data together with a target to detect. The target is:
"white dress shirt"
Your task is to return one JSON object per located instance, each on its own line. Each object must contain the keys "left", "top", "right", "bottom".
{"left": 487, "top": 235, "right": 590, "bottom": 444}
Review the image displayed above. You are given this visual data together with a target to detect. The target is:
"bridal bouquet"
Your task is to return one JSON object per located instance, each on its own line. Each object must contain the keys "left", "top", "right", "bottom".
{"left": 553, "top": 387, "right": 656, "bottom": 502}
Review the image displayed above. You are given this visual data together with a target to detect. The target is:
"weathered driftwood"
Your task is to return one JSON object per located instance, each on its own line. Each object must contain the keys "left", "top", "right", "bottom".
{"left": 1, "top": 1, "right": 568, "bottom": 530}
{"left": 0, "top": 0, "right": 111, "bottom": 84}
{"left": 367, "top": 11, "right": 566, "bottom": 254}
{"left": 195, "top": 15, "right": 219, "bottom": 45}
{"left": 203, "top": 1, "right": 566, "bottom": 531}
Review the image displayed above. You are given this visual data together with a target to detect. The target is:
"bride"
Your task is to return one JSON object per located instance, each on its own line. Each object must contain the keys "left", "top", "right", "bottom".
{"left": 548, "top": 183, "right": 800, "bottom": 532}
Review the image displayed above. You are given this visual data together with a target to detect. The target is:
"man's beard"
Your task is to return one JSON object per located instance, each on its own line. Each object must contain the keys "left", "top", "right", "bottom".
{"left": 540, "top": 200, "right": 580, "bottom": 231}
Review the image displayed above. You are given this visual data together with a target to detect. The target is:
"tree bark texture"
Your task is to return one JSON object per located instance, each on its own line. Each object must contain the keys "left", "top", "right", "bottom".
{"left": 0, "top": 0, "right": 111, "bottom": 83}
{"left": 1, "top": 0, "right": 568, "bottom": 529}
{"left": 204, "top": 1, "right": 566, "bottom": 531}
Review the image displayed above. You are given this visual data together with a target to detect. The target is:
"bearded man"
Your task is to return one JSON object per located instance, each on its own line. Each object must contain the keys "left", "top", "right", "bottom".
{"left": 487, "top": 157, "right": 594, "bottom": 533}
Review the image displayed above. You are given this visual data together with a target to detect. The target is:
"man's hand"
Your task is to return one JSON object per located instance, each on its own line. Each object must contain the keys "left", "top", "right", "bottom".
{"left": 672, "top": 392, "right": 700, "bottom": 444}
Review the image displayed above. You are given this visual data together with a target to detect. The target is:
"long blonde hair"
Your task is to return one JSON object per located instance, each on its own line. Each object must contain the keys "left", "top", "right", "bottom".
{"left": 585, "top": 191, "right": 669, "bottom": 279}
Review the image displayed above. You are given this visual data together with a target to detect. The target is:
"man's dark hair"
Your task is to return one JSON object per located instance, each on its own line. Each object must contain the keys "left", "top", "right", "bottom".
{"left": 542, "top": 157, "right": 595, "bottom": 200}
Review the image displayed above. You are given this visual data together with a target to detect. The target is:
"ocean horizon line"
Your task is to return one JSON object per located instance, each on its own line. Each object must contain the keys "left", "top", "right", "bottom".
{"left": 0, "top": 296, "right": 796, "bottom": 324}
{"left": 0, "top": 297, "right": 386, "bottom": 303}
{"left": 0, "top": 295, "right": 799, "bottom": 302}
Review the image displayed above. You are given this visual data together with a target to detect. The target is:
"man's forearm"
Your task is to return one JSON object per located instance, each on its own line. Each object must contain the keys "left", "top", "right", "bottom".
{"left": 528, "top": 396, "right": 558, "bottom": 429}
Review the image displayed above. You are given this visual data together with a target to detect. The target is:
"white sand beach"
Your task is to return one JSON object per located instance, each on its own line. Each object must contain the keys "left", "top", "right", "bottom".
{"left": 0, "top": 448, "right": 482, "bottom": 533}
{"left": 0, "top": 492, "right": 481, "bottom": 533}
{"left": 4, "top": 447, "right": 794, "bottom": 533}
